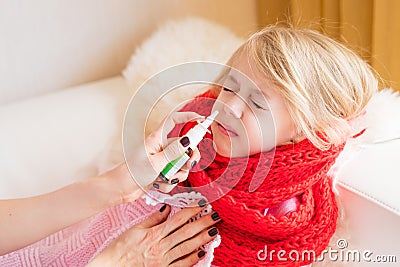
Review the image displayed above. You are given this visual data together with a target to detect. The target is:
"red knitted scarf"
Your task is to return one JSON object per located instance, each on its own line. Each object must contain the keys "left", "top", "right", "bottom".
{"left": 172, "top": 90, "right": 344, "bottom": 266}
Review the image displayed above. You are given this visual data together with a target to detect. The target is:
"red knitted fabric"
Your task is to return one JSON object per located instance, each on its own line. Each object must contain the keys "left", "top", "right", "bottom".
{"left": 172, "top": 89, "right": 344, "bottom": 266}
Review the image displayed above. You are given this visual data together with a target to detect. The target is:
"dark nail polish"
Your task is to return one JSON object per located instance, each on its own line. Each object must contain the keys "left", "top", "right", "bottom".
{"left": 171, "top": 178, "right": 179, "bottom": 185}
{"left": 180, "top": 136, "right": 190, "bottom": 147}
{"left": 211, "top": 212, "right": 220, "bottom": 221}
{"left": 153, "top": 183, "right": 159, "bottom": 189}
{"left": 198, "top": 250, "right": 206, "bottom": 258}
{"left": 198, "top": 199, "right": 207, "bottom": 207}
{"left": 191, "top": 160, "right": 197, "bottom": 168}
{"left": 157, "top": 173, "right": 169, "bottom": 183}
{"left": 208, "top": 228, "right": 218, "bottom": 237}
{"left": 159, "top": 204, "right": 167, "bottom": 212}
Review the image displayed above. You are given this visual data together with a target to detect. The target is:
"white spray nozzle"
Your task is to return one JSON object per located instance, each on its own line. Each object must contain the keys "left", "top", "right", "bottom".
{"left": 186, "top": 110, "right": 219, "bottom": 150}
{"left": 200, "top": 110, "right": 219, "bottom": 129}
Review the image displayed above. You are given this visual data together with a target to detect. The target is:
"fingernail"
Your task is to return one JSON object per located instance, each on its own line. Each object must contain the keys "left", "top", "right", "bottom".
{"left": 159, "top": 204, "right": 167, "bottom": 212}
{"left": 153, "top": 183, "right": 159, "bottom": 189}
{"left": 198, "top": 250, "right": 206, "bottom": 258}
{"left": 211, "top": 212, "right": 220, "bottom": 221}
{"left": 198, "top": 199, "right": 207, "bottom": 207}
{"left": 208, "top": 227, "right": 218, "bottom": 237}
{"left": 171, "top": 178, "right": 179, "bottom": 185}
{"left": 180, "top": 136, "right": 190, "bottom": 147}
{"left": 157, "top": 174, "right": 169, "bottom": 183}
{"left": 191, "top": 160, "right": 197, "bottom": 169}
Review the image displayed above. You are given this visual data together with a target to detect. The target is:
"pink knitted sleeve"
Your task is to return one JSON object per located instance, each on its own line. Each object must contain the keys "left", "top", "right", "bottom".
{"left": 0, "top": 191, "right": 219, "bottom": 267}
{"left": 0, "top": 197, "right": 158, "bottom": 266}
{"left": 0, "top": 191, "right": 302, "bottom": 267}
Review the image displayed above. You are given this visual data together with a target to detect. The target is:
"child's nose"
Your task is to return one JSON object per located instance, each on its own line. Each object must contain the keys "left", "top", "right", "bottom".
{"left": 223, "top": 95, "right": 245, "bottom": 119}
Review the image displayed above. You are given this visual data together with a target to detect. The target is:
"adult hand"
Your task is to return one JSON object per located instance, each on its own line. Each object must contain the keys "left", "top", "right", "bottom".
{"left": 0, "top": 112, "right": 206, "bottom": 255}
{"left": 88, "top": 199, "right": 221, "bottom": 267}
{"left": 92, "top": 112, "right": 203, "bottom": 208}
{"left": 126, "top": 112, "right": 204, "bottom": 193}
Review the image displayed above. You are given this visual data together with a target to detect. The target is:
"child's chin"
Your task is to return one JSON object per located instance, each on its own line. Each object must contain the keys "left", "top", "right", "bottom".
{"left": 213, "top": 142, "right": 232, "bottom": 157}
{"left": 215, "top": 146, "right": 248, "bottom": 158}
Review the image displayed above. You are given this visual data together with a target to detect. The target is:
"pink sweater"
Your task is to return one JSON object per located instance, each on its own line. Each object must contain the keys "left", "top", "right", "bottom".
{"left": 0, "top": 192, "right": 299, "bottom": 266}
{"left": 0, "top": 197, "right": 161, "bottom": 266}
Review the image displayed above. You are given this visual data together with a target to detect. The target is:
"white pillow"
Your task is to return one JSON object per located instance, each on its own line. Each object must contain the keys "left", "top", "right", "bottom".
{"left": 0, "top": 77, "right": 130, "bottom": 198}
{"left": 123, "top": 16, "right": 244, "bottom": 92}
{"left": 122, "top": 17, "right": 244, "bottom": 134}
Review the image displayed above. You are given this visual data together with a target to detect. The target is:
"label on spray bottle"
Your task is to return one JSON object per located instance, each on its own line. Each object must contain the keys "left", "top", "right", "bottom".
{"left": 157, "top": 110, "right": 219, "bottom": 183}
{"left": 159, "top": 152, "right": 190, "bottom": 181}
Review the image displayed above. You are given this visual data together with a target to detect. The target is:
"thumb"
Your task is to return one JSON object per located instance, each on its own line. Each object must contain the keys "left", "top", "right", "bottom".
{"left": 152, "top": 136, "right": 191, "bottom": 172}
{"left": 136, "top": 204, "right": 171, "bottom": 229}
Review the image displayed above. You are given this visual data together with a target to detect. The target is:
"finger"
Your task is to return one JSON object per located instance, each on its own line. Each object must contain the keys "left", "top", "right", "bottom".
{"left": 161, "top": 137, "right": 178, "bottom": 152}
{"left": 161, "top": 211, "right": 221, "bottom": 251}
{"left": 159, "top": 199, "right": 208, "bottom": 237}
{"left": 156, "top": 112, "right": 205, "bottom": 138}
{"left": 155, "top": 144, "right": 199, "bottom": 185}
{"left": 136, "top": 204, "right": 171, "bottom": 229}
{"left": 157, "top": 166, "right": 189, "bottom": 185}
{"left": 169, "top": 168, "right": 190, "bottom": 184}
{"left": 165, "top": 227, "right": 218, "bottom": 265}
{"left": 151, "top": 136, "right": 192, "bottom": 173}
{"left": 153, "top": 181, "right": 175, "bottom": 193}
{"left": 172, "top": 147, "right": 201, "bottom": 173}
{"left": 149, "top": 112, "right": 204, "bottom": 146}
{"left": 168, "top": 249, "right": 206, "bottom": 267}
{"left": 152, "top": 168, "right": 189, "bottom": 193}
{"left": 184, "top": 147, "right": 200, "bottom": 171}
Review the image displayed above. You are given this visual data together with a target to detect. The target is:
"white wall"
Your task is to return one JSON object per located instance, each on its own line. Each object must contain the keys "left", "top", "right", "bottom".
{"left": 0, "top": 0, "right": 258, "bottom": 105}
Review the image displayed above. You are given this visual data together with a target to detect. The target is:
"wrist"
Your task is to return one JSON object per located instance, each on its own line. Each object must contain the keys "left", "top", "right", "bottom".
{"left": 87, "top": 242, "right": 120, "bottom": 266}
{"left": 96, "top": 163, "right": 145, "bottom": 207}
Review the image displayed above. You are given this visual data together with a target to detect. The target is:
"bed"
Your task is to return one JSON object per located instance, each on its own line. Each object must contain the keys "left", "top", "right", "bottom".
{"left": 1, "top": 1, "right": 399, "bottom": 265}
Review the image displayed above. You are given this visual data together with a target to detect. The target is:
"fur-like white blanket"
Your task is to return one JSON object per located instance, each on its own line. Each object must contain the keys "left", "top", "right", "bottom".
{"left": 122, "top": 17, "right": 244, "bottom": 135}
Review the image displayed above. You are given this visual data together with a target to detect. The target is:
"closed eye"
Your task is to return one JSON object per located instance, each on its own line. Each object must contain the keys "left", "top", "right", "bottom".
{"left": 251, "top": 100, "right": 268, "bottom": 110}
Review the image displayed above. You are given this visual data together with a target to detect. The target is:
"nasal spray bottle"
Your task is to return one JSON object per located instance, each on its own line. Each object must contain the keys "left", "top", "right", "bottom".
{"left": 158, "top": 110, "right": 219, "bottom": 183}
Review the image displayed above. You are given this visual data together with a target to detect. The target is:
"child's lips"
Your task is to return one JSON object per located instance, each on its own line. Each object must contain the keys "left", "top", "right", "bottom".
{"left": 217, "top": 122, "right": 238, "bottom": 137}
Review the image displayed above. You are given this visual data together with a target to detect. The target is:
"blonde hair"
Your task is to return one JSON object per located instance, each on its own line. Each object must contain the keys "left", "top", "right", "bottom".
{"left": 229, "top": 25, "right": 378, "bottom": 150}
